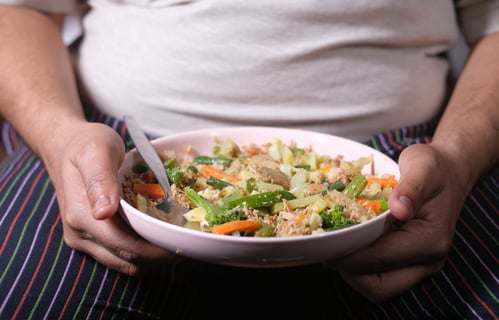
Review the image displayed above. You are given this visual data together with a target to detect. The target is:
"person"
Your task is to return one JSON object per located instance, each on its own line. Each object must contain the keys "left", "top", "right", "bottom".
{"left": 0, "top": 1, "right": 497, "bottom": 319}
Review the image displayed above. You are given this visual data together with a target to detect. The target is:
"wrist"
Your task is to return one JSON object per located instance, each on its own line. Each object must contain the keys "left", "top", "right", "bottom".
{"left": 38, "top": 115, "right": 88, "bottom": 165}
{"left": 431, "top": 123, "right": 496, "bottom": 193}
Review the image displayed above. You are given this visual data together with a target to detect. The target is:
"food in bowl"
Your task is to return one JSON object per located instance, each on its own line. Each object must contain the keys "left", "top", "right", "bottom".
{"left": 118, "top": 127, "right": 399, "bottom": 267}
{"left": 122, "top": 137, "right": 397, "bottom": 237}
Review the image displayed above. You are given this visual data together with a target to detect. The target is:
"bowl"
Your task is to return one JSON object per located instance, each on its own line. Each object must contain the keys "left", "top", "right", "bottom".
{"left": 118, "top": 126, "right": 399, "bottom": 268}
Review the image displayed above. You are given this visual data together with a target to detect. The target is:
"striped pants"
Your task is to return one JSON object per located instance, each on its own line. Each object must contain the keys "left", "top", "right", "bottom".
{"left": 1, "top": 109, "right": 497, "bottom": 319}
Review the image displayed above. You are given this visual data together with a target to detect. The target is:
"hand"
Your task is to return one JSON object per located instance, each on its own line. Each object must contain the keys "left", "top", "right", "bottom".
{"left": 324, "top": 143, "right": 469, "bottom": 302}
{"left": 43, "top": 121, "right": 178, "bottom": 275}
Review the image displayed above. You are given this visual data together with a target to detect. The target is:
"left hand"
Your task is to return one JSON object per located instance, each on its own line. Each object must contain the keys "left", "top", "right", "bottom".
{"left": 324, "top": 143, "right": 469, "bottom": 303}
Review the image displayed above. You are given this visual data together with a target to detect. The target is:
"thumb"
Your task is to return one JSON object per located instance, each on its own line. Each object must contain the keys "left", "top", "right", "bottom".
{"left": 388, "top": 144, "right": 436, "bottom": 221}
{"left": 75, "top": 135, "right": 126, "bottom": 220}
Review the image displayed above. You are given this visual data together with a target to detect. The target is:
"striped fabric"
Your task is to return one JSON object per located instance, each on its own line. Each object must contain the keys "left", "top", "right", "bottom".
{"left": 0, "top": 109, "right": 497, "bottom": 319}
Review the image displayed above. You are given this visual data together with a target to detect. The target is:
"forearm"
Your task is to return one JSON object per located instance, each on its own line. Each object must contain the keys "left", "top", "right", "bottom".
{"left": 0, "top": 5, "right": 86, "bottom": 159}
{"left": 432, "top": 32, "right": 499, "bottom": 187}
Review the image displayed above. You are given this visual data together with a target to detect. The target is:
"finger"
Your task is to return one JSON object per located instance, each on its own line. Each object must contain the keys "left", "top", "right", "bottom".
{"left": 64, "top": 214, "right": 180, "bottom": 275}
{"left": 328, "top": 220, "right": 443, "bottom": 273}
{"left": 85, "top": 214, "right": 179, "bottom": 264}
{"left": 389, "top": 144, "right": 440, "bottom": 221}
{"left": 61, "top": 176, "right": 171, "bottom": 262}
{"left": 338, "top": 262, "right": 443, "bottom": 303}
{"left": 79, "top": 239, "right": 151, "bottom": 276}
{"left": 73, "top": 127, "right": 125, "bottom": 220}
{"left": 77, "top": 239, "right": 176, "bottom": 276}
{"left": 110, "top": 215, "right": 181, "bottom": 263}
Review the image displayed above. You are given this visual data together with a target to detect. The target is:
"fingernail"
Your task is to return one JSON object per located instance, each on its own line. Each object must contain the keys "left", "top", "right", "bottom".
{"left": 399, "top": 195, "right": 413, "bottom": 217}
{"left": 94, "top": 195, "right": 111, "bottom": 211}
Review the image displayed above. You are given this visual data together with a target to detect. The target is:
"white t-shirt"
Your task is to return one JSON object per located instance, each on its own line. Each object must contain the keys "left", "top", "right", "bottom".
{"left": 5, "top": 0, "right": 499, "bottom": 141}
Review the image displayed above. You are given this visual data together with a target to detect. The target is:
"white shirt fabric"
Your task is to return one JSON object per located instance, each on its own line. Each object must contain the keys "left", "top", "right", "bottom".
{"left": 4, "top": 0, "right": 499, "bottom": 141}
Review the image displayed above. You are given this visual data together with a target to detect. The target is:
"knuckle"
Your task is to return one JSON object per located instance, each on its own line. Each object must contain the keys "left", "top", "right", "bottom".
{"left": 62, "top": 233, "right": 78, "bottom": 249}
{"left": 428, "top": 237, "right": 452, "bottom": 260}
{"left": 61, "top": 228, "right": 91, "bottom": 251}
{"left": 119, "top": 261, "right": 141, "bottom": 277}
{"left": 118, "top": 248, "right": 138, "bottom": 262}
{"left": 62, "top": 211, "right": 80, "bottom": 230}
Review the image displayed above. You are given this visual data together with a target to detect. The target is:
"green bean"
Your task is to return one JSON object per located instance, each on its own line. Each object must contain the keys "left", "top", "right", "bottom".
{"left": 220, "top": 190, "right": 244, "bottom": 209}
{"left": 225, "top": 190, "right": 296, "bottom": 209}
{"left": 322, "top": 180, "right": 346, "bottom": 195}
{"left": 295, "top": 164, "right": 311, "bottom": 170}
{"left": 187, "top": 165, "right": 198, "bottom": 173}
{"left": 343, "top": 174, "right": 368, "bottom": 198}
{"left": 255, "top": 225, "right": 275, "bottom": 237}
{"left": 246, "top": 178, "right": 257, "bottom": 193}
{"left": 206, "top": 176, "right": 233, "bottom": 189}
{"left": 185, "top": 187, "right": 245, "bottom": 226}
{"left": 193, "top": 156, "right": 233, "bottom": 166}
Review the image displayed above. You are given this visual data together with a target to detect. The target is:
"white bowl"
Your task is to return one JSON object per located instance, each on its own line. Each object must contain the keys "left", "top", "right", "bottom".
{"left": 118, "top": 126, "right": 399, "bottom": 268}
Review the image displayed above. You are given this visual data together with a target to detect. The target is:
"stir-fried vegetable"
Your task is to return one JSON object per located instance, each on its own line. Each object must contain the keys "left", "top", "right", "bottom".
{"left": 184, "top": 187, "right": 246, "bottom": 226}
{"left": 343, "top": 174, "right": 368, "bottom": 198}
{"left": 199, "top": 165, "right": 241, "bottom": 183}
{"left": 123, "top": 138, "right": 398, "bottom": 237}
{"left": 132, "top": 183, "right": 165, "bottom": 199}
{"left": 321, "top": 205, "right": 355, "bottom": 230}
{"left": 210, "top": 220, "right": 261, "bottom": 235}
{"left": 193, "top": 155, "right": 234, "bottom": 166}
{"left": 223, "top": 190, "right": 296, "bottom": 209}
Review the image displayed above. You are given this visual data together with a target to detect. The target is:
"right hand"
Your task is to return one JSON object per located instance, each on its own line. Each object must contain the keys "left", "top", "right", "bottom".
{"left": 42, "top": 120, "right": 179, "bottom": 275}
{"left": 325, "top": 143, "right": 467, "bottom": 302}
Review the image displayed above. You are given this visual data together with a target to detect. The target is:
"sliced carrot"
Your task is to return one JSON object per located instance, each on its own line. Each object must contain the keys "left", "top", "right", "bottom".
{"left": 199, "top": 165, "right": 241, "bottom": 183}
{"left": 367, "top": 177, "right": 398, "bottom": 188}
{"left": 355, "top": 199, "right": 382, "bottom": 214}
{"left": 313, "top": 164, "right": 335, "bottom": 174}
{"left": 132, "top": 183, "right": 165, "bottom": 199}
{"left": 244, "top": 146, "right": 263, "bottom": 157}
{"left": 296, "top": 213, "right": 306, "bottom": 224}
{"left": 211, "top": 220, "right": 260, "bottom": 235}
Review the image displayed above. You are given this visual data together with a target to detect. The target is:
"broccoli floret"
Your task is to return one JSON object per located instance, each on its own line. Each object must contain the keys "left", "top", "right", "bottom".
{"left": 207, "top": 208, "right": 247, "bottom": 227}
{"left": 321, "top": 204, "right": 356, "bottom": 230}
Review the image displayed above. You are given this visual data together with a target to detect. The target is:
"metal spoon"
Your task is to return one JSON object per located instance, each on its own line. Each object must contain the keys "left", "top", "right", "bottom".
{"left": 124, "top": 115, "right": 187, "bottom": 224}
